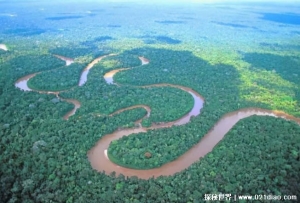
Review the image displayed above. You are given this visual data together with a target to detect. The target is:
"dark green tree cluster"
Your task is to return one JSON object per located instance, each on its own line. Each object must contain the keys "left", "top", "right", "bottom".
{"left": 49, "top": 47, "right": 108, "bottom": 59}
{"left": 0, "top": 100, "right": 148, "bottom": 202}
{"left": 99, "top": 53, "right": 141, "bottom": 69}
{"left": 8, "top": 54, "right": 65, "bottom": 80}
{"left": 108, "top": 125, "right": 200, "bottom": 169}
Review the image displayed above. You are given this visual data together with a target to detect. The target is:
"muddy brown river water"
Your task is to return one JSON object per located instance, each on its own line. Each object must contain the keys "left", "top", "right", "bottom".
{"left": 79, "top": 54, "right": 115, "bottom": 86}
{"left": 15, "top": 53, "right": 300, "bottom": 180}
{"left": 53, "top": 54, "right": 74, "bottom": 66}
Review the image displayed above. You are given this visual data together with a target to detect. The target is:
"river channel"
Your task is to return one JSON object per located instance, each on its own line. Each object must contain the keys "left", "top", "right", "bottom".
{"left": 15, "top": 53, "right": 300, "bottom": 180}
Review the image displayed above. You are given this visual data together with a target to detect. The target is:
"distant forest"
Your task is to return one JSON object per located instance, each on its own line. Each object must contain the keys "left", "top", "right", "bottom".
{"left": 1, "top": 1, "right": 300, "bottom": 202}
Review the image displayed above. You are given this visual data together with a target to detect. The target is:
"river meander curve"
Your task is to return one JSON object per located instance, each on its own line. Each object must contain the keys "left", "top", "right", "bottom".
{"left": 15, "top": 53, "right": 300, "bottom": 180}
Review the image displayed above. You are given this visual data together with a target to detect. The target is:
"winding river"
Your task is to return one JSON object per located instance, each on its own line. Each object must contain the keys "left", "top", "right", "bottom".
{"left": 15, "top": 53, "right": 300, "bottom": 180}
{"left": 15, "top": 54, "right": 113, "bottom": 120}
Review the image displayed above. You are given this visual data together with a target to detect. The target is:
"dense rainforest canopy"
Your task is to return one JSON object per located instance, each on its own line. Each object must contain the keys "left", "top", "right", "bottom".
{"left": 1, "top": 1, "right": 300, "bottom": 203}
{"left": 1, "top": 42, "right": 299, "bottom": 202}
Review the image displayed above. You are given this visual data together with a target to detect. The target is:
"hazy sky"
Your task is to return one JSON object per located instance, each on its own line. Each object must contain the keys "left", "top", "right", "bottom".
{"left": 1, "top": 0, "right": 299, "bottom": 4}
{"left": 104, "top": 0, "right": 299, "bottom": 2}
{"left": 2, "top": 0, "right": 299, "bottom": 3}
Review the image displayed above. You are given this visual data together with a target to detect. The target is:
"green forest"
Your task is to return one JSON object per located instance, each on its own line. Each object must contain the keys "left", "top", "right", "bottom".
{"left": 28, "top": 63, "right": 86, "bottom": 91}
{"left": 1, "top": 40, "right": 299, "bottom": 202}
{"left": 1, "top": 2, "right": 300, "bottom": 198}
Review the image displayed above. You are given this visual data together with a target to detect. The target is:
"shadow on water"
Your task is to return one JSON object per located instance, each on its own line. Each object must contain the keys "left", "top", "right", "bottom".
{"left": 3, "top": 28, "right": 46, "bottom": 36}
{"left": 141, "top": 35, "right": 181, "bottom": 45}
{"left": 212, "top": 21, "right": 251, "bottom": 28}
{"left": 90, "top": 9, "right": 105, "bottom": 12}
{"left": 107, "top": 25, "right": 121, "bottom": 28}
{"left": 87, "top": 13, "right": 97, "bottom": 17}
{"left": 94, "top": 36, "right": 113, "bottom": 42}
{"left": 177, "top": 16, "right": 195, "bottom": 20}
{"left": 45, "top": 15, "right": 83, "bottom": 21}
{"left": 80, "top": 36, "right": 114, "bottom": 47}
{"left": 155, "top": 36, "right": 181, "bottom": 44}
{"left": 56, "top": 12, "right": 97, "bottom": 17}
{"left": 260, "top": 13, "right": 300, "bottom": 25}
{"left": 155, "top": 20, "right": 186, "bottom": 24}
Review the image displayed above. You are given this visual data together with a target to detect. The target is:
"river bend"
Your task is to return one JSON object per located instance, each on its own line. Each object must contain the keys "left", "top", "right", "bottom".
{"left": 15, "top": 53, "right": 300, "bottom": 180}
